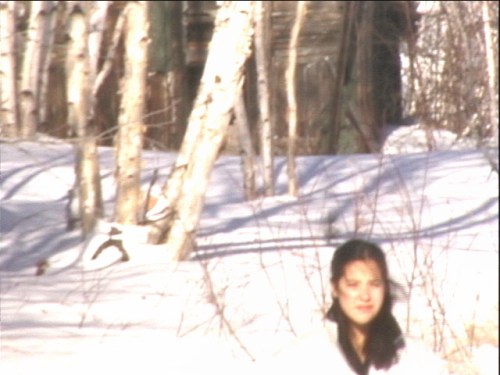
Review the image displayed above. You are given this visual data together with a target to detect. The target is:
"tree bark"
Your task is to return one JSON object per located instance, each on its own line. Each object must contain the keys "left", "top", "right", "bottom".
{"left": 0, "top": 1, "right": 18, "bottom": 138}
{"left": 88, "top": 1, "right": 110, "bottom": 82}
{"left": 38, "top": 1, "right": 57, "bottom": 129}
{"left": 285, "top": 1, "right": 306, "bottom": 197}
{"left": 92, "top": 7, "right": 125, "bottom": 97}
{"left": 148, "top": 1, "right": 255, "bottom": 260}
{"left": 19, "top": 1, "right": 49, "bottom": 139}
{"left": 254, "top": 1, "right": 274, "bottom": 196}
{"left": 66, "top": 1, "right": 103, "bottom": 236}
{"left": 482, "top": 1, "right": 498, "bottom": 143}
{"left": 165, "top": 1, "right": 188, "bottom": 150}
{"left": 86, "top": 1, "right": 110, "bottom": 140}
{"left": 114, "top": 1, "right": 149, "bottom": 225}
{"left": 66, "top": 2, "right": 89, "bottom": 139}
{"left": 234, "top": 86, "right": 257, "bottom": 200}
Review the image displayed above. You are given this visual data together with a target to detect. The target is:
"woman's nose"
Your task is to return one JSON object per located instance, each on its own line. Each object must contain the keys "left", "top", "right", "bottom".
{"left": 360, "top": 286, "right": 371, "bottom": 301}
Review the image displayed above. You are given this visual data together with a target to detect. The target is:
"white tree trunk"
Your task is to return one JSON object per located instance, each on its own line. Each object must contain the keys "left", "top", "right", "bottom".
{"left": 19, "top": 0, "right": 47, "bottom": 139}
{"left": 160, "top": 1, "right": 256, "bottom": 260}
{"left": 38, "top": 1, "right": 57, "bottom": 127}
{"left": 88, "top": 1, "right": 110, "bottom": 83}
{"left": 0, "top": 1, "right": 18, "bottom": 138}
{"left": 482, "top": 1, "right": 498, "bottom": 144}
{"left": 66, "top": 1, "right": 103, "bottom": 235}
{"left": 66, "top": 2, "right": 90, "bottom": 143}
{"left": 285, "top": 1, "right": 306, "bottom": 197}
{"left": 92, "top": 8, "right": 125, "bottom": 97}
{"left": 87, "top": 1, "right": 110, "bottom": 131}
{"left": 254, "top": 1, "right": 274, "bottom": 196}
{"left": 114, "top": 1, "right": 148, "bottom": 225}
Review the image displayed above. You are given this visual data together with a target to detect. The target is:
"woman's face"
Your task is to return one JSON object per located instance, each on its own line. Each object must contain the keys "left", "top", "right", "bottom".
{"left": 333, "top": 259, "right": 385, "bottom": 329}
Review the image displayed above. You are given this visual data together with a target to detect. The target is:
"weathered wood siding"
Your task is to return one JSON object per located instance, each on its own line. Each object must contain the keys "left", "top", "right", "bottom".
{"left": 270, "top": 1, "right": 345, "bottom": 62}
{"left": 268, "top": 1, "right": 348, "bottom": 154}
{"left": 40, "top": 1, "right": 413, "bottom": 154}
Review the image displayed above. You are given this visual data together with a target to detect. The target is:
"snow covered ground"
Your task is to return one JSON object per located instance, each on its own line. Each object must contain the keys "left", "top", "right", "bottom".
{"left": 1, "top": 140, "right": 498, "bottom": 374}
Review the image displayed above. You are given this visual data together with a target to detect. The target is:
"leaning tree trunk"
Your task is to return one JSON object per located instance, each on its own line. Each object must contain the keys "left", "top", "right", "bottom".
{"left": 93, "top": 5, "right": 125, "bottom": 97}
{"left": 285, "top": 1, "right": 306, "bottom": 197}
{"left": 66, "top": 1, "right": 103, "bottom": 235}
{"left": 114, "top": 1, "right": 148, "bottom": 225}
{"left": 88, "top": 1, "right": 110, "bottom": 83}
{"left": 0, "top": 1, "right": 18, "bottom": 138}
{"left": 148, "top": 1, "right": 256, "bottom": 260}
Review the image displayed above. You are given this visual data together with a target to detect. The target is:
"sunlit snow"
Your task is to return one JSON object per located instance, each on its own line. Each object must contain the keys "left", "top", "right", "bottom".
{"left": 1, "top": 140, "right": 498, "bottom": 374}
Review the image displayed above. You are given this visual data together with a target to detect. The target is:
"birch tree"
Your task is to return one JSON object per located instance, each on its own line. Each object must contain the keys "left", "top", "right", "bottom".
{"left": 92, "top": 5, "right": 125, "bottom": 97}
{"left": 254, "top": 1, "right": 274, "bottom": 196}
{"left": 482, "top": 1, "right": 498, "bottom": 144}
{"left": 114, "top": 1, "right": 148, "bottom": 225}
{"left": 38, "top": 1, "right": 57, "bottom": 128}
{"left": 0, "top": 1, "right": 18, "bottom": 138}
{"left": 147, "top": 1, "right": 256, "bottom": 261}
{"left": 66, "top": 1, "right": 103, "bottom": 235}
{"left": 88, "top": 1, "right": 110, "bottom": 83}
{"left": 19, "top": 1, "right": 48, "bottom": 139}
{"left": 285, "top": 1, "right": 306, "bottom": 197}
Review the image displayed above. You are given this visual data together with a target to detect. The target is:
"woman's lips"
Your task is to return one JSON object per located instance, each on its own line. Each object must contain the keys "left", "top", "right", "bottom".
{"left": 356, "top": 305, "right": 373, "bottom": 311}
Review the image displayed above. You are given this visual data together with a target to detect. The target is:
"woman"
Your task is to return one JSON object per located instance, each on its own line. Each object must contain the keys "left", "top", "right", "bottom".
{"left": 267, "top": 239, "right": 447, "bottom": 375}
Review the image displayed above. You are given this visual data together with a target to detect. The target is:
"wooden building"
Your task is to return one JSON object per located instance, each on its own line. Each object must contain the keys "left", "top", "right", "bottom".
{"left": 41, "top": 1, "right": 416, "bottom": 154}
{"left": 184, "top": 1, "right": 417, "bottom": 154}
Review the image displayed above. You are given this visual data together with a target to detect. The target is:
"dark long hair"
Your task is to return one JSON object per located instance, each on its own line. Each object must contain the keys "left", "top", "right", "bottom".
{"left": 326, "top": 239, "right": 404, "bottom": 374}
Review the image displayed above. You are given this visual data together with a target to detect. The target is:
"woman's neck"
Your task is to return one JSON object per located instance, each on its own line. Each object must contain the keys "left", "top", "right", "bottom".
{"left": 349, "top": 324, "right": 368, "bottom": 363}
